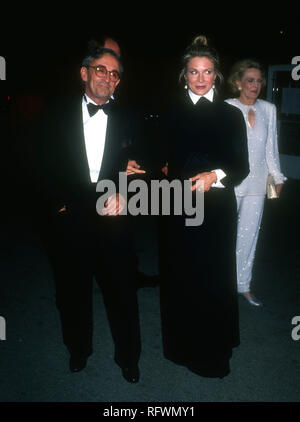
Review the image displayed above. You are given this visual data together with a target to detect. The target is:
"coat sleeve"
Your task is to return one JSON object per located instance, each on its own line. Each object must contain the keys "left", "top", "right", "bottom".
{"left": 265, "top": 103, "right": 287, "bottom": 184}
{"left": 217, "top": 105, "right": 250, "bottom": 189}
{"left": 36, "top": 104, "right": 70, "bottom": 214}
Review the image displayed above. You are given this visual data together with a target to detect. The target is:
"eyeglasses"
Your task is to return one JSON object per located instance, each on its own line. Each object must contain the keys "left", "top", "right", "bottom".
{"left": 86, "top": 64, "right": 120, "bottom": 82}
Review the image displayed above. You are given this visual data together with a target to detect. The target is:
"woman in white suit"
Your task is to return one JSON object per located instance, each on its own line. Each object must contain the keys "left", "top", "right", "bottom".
{"left": 226, "top": 59, "right": 287, "bottom": 307}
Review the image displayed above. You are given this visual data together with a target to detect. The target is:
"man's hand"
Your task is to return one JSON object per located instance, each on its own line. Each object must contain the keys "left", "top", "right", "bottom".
{"left": 102, "top": 193, "right": 126, "bottom": 216}
{"left": 161, "top": 162, "right": 168, "bottom": 176}
{"left": 126, "top": 160, "right": 146, "bottom": 176}
{"left": 189, "top": 171, "right": 217, "bottom": 192}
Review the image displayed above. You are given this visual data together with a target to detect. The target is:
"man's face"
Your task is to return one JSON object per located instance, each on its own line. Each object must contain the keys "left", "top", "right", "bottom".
{"left": 80, "top": 53, "right": 120, "bottom": 104}
{"left": 104, "top": 38, "right": 121, "bottom": 57}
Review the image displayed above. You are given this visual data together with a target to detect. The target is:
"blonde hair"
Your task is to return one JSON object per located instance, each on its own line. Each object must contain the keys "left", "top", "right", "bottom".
{"left": 179, "top": 34, "right": 223, "bottom": 89}
{"left": 191, "top": 35, "right": 209, "bottom": 47}
{"left": 227, "top": 59, "right": 266, "bottom": 95}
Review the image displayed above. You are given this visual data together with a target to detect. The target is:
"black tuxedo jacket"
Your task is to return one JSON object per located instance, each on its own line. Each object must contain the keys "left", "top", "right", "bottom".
{"left": 38, "top": 95, "right": 145, "bottom": 218}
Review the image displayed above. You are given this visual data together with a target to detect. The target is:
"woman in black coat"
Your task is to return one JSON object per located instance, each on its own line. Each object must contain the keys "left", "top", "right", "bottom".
{"left": 158, "top": 35, "right": 249, "bottom": 378}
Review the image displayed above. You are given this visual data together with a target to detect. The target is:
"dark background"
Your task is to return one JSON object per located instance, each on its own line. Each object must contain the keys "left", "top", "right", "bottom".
{"left": 1, "top": 10, "right": 298, "bottom": 111}
{"left": 0, "top": 10, "right": 298, "bottom": 205}
{"left": 1, "top": 10, "right": 300, "bottom": 406}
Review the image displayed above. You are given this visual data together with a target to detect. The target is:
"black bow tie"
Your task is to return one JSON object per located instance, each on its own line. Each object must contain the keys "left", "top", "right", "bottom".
{"left": 87, "top": 102, "right": 111, "bottom": 117}
{"left": 197, "top": 96, "right": 211, "bottom": 105}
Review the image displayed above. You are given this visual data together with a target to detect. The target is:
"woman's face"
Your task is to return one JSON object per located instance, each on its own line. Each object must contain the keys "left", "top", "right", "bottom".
{"left": 185, "top": 56, "right": 216, "bottom": 96}
{"left": 237, "top": 68, "right": 263, "bottom": 103}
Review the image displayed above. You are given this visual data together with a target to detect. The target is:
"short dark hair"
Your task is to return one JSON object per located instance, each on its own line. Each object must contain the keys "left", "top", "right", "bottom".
{"left": 87, "top": 35, "right": 121, "bottom": 54}
{"left": 81, "top": 46, "right": 123, "bottom": 75}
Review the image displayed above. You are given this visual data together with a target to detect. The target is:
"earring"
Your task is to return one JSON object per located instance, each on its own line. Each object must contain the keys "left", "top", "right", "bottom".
{"left": 212, "top": 84, "right": 215, "bottom": 90}
{"left": 184, "top": 84, "right": 188, "bottom": 90}
{"left": 238, "top": 86, "right": 242, "bottom": 91}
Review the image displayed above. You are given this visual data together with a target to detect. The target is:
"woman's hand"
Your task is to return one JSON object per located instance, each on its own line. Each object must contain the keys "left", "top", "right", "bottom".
{"left": 276, "top": 183, "right": 284, "bottom": 198}
{"left": 102, "top": 194, "right": 126, "bottom": 216}
{"left": 58, "top": 206, "right": 67, "bottom": 213}
{"left": 189, "top": 171, "right": 217, "bottom": 192}
{"left": 161, "top": 162, "right": 168, "bottom": 176}
{"left": 126, "top": 160, "right": 146, "bottom": 176}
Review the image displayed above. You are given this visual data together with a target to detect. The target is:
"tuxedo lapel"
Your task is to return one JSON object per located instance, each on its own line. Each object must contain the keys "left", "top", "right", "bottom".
{"left": 62, "top": 98, "right": 130, "bottom": 185}
{"left": 98, "top": 110, "right": 114, "bottom": 181}
{"left": 97, "top": 102, "right": 126, "bottom": 182}
{"left": 65, "top": 98, "right": 91, "bottom": 184}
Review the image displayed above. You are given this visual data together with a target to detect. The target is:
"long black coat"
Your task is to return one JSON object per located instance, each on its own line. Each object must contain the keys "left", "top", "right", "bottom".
{"left": 158, "top": 92, "right": 249, "bottom": 378}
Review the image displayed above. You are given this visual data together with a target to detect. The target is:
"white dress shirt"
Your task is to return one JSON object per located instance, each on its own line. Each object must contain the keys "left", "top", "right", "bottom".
{"left": 188, "top": 88, "right": 226, "bottom": 188}
{"left": 82, "top": 94, "right": 108, "bottom": 183}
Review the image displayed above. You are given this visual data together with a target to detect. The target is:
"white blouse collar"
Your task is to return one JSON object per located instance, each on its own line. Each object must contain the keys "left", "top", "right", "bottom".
{"left": 188, "top": 87, "right": 214, "bottom": 104}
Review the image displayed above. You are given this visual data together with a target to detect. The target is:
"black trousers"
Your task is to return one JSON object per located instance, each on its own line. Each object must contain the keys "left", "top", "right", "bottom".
{"left": 41, "top": 211, "right": 141, "bottom": 368}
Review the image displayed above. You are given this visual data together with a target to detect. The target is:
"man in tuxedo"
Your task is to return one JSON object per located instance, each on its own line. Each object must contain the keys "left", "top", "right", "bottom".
{"left": 38, "top": 46, "right": 144, "bottom": 383}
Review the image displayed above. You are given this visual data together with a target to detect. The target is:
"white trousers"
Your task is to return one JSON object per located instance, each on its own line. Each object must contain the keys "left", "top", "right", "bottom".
{"left": 235, "top": 195, "right": 265, "bottom": 293}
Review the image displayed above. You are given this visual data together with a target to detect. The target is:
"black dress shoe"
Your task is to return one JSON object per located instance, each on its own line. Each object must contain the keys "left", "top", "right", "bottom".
{"left": 69, "top": 354, "right": 88, "bottom": 373}
{"left": 121, "top": 365, "right": 140, "bottom": 383}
